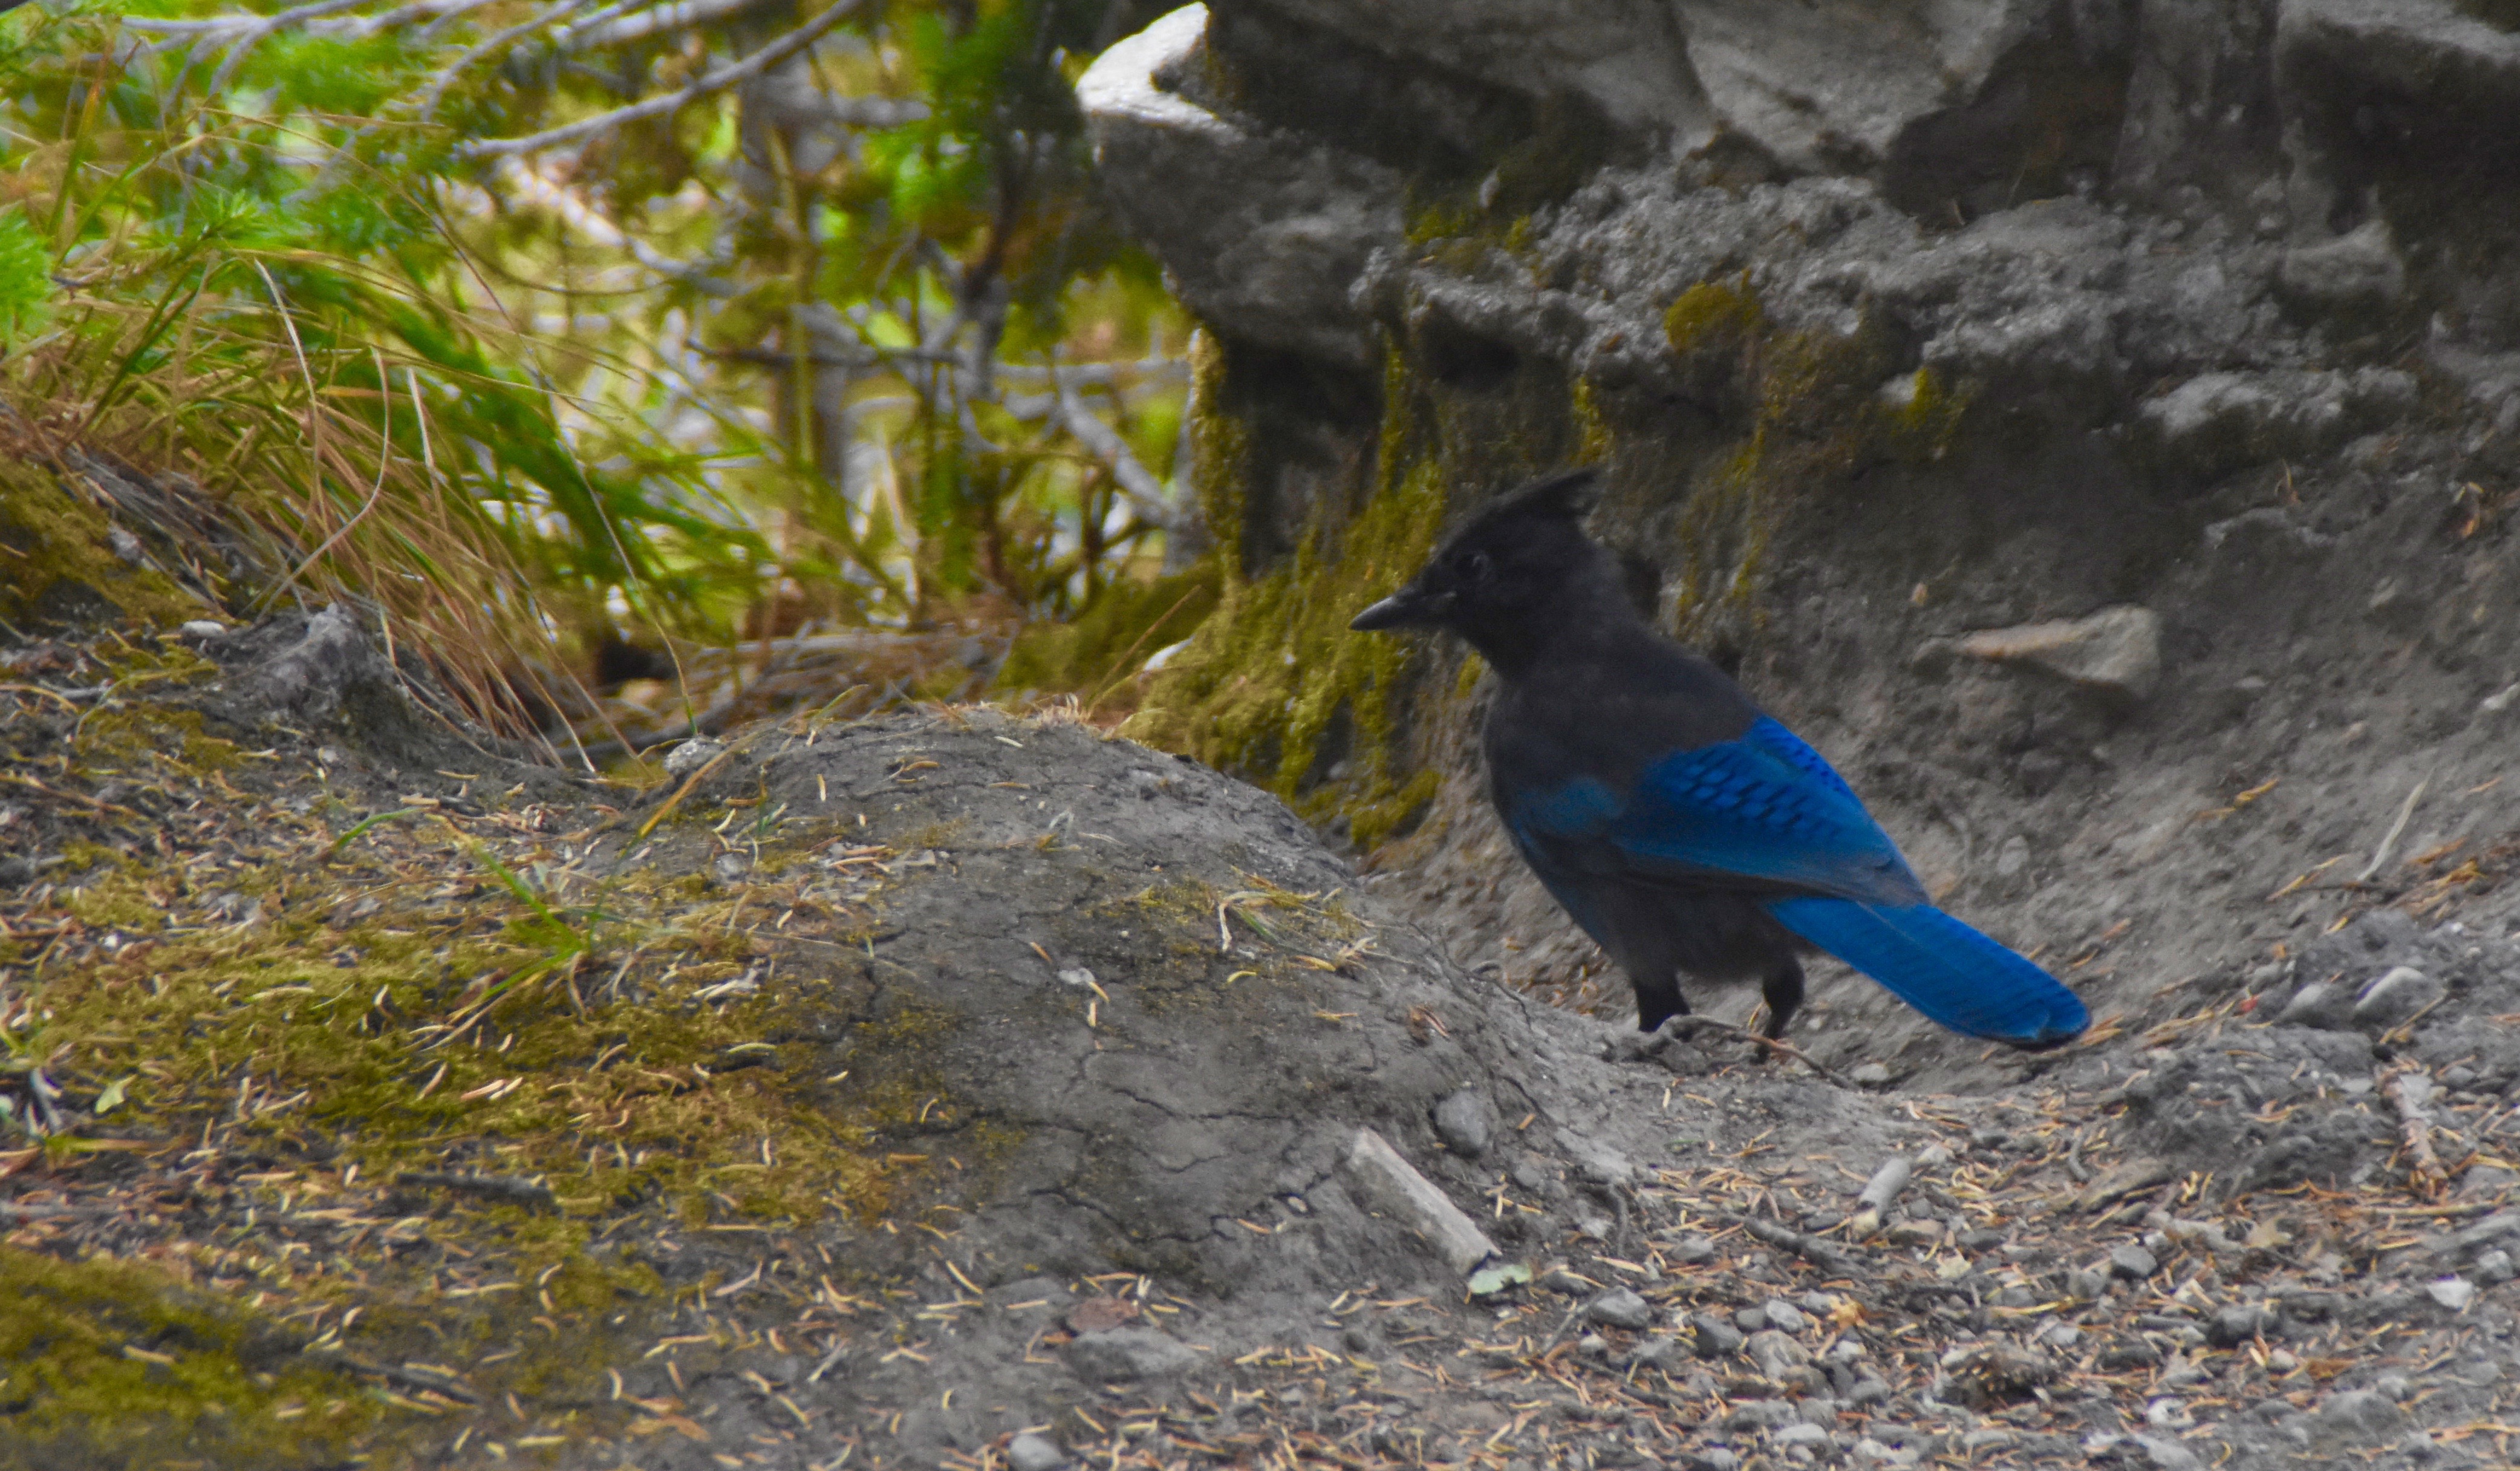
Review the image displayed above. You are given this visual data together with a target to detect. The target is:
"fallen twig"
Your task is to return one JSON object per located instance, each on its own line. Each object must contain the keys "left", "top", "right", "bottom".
{"left": 1656, "top": 1015, "right": 1855, "bottom": 1089}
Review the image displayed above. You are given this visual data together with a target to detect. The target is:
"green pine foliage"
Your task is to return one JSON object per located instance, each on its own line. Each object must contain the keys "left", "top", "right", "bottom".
{"left": 0, "top": 0, "right": 1194, "bottom": 727}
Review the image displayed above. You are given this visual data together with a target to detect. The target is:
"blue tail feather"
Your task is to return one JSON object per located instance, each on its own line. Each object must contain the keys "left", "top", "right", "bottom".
{"left": 1764, "top": 897, "right": 2089, "bottom": 1048}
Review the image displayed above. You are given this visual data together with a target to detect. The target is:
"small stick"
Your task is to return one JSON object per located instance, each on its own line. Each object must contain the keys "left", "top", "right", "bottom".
{"left": 1656, "top": 1015, "right": 1857, "bottom": 1090}
{"left": 2357, "top": 777, "right": 2429, "bottom": 882}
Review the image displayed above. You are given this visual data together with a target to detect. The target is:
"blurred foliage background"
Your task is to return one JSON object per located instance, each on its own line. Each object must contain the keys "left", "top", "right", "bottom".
{"left": 0, "top": 0, "right": 1202, "bottom": 758}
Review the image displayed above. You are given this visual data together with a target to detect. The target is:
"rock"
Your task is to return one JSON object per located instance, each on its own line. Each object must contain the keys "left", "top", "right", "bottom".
{"left": 1008, "top": 1432, "right": 1069, "bottom": 1471}
{"left": 1957, "top": 606, "right": 2163, "bottom": 701}
{"left": 2206, "top": 1303, "right": 2275, "bottom": 1346}
{"left": 1734, "top": 1305, "right": 1768, "bottom": 1332}
{"left": 1745, "top": 1328, "right": 1810, "bottom": 1380}
{"left": 2278, "top": 220, "right": 2407, "bottom": 311}
{"left": 1690, "top": 1312, "right": 1747, "bottom": 1358}
{"left": 2277, "top": 980, "right": 2352, "bottom": 1030}
{"left": 1667, "top": 1234, "right": 1718, "bottom": 1266}
{"left": 2475, "top": 1249, "right": 2514, "bottom": 1284}
{"left": 2065, "top": 1268, "right": 2108, "bottom": 1300}
{"left": 1586, "top": 1287, "right": 1653, "bottom": 1331}
{"left": 1849, "top": 1062, "right": 1892, "bottom": 1088}
{"left": 664, "top": 737, "right": 727, "bottom": 778}
{"left": 2134, "top": 368, "right": 2417, "bottom": 484}
{"left": 1626, "top": 1335, "right": 1683, "bottom": 1371}
{"left": 2351, "top": 967, "right": 2445, "bottom": 1031}
{"left": 1076, "top": 7, "right": 1404, "bottom": 367}
{"left": 1760, "top": 1297, "right": 1809, "bottom": 1335}
{"left": 2313, "top": 1388, "right": 2409, "bottom": 1444}
{"left": 1941, "top": 1343, "right": 2056, "bottom": 1406}
{"left": 1725, "top": 1400, "right": 1799, "bottom": 1431}
{"left": 2134, "top": 1435, "right": 2204, "bottom": 1471}
{"left": 1771, "top": 1423, "right": 1832, "bottom": 1449}
{"left": 2425, "top": 1277, "right": 2475, "bottom": 1312}
{"left": 177, "top": 619, "right": 227, "bottom": 641}
{"left": 1432, "top": 1090, "right": 1496, "bottom": 1158}
{"left": 1063, "top": 1326, "right": 1200, "bottom": 1382}
{"left": 1338, "top": 1127, "right": 1499, "bottom": 1273}
{"left": 2109, "top": 1244, "right": 2160, "bottom": 1280}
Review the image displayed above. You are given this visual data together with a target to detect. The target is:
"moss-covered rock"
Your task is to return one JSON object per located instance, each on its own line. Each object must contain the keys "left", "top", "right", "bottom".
{"left": 0, "top": 460, "right": 209, "bottom": 635}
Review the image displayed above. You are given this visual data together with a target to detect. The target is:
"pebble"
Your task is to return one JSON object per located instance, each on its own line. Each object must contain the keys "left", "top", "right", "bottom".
{"left": 2066, "top": 1267, "right": 2108, "bottom": 1300}
{"left": 1062, "top": 1326, "right": 1199, "bottom": 1381}
{"left": 2109, "top": 1243, "right": 2160, "bottom": 1280}
{"left": 1850, "top": 1062, "right": 1892, "bottom": 1086}
{"left": 1008, "top": 1433, "right": 1067, "bottom": 1471}
{"left": 2316, "top": 1388, "right": 2410, "bottom": 1443}
{"left": 1586, "top": 1287, "right": 1653, "bottom": 1331}
{"left": 1772, "top": 1423, "right": 1832, "bottom": 1449}
{"left": 2351, "top": 966, "right": 2444, "bottom": 1030}
{"left": 1666, "top": 1234, "right": 1717, "bottom": 1266}
{"left": 1915, "top": 1143, "right": 1953, "bottom": 1168}
{"left": 1433, "top": 1090, "right": 1494, "bottom": 1157}
{"left": 2477, "top": 1249, "right": 2515, "bottom": 1284}
{"left": 2425, "top": 1277, "right": 2475, "bottom": 1311}
{"left": 1691, "top": 1312, "right": 1747, "bottom": 1357}
{"left": 2267, "top": 1349, "right": 2299, "bottom": 1372}
{"left": 1761, "top": 1297, "right": 1809, "bottom": 1334}
{"left": 2206, "top": 1302, "right": 2274, "bottom": 1346}
{"left": 663, "top": 737, "right": 726, "bottom": 778}
{"left": 1734, "top": 1305, "right": 1769, "bottom": 1332}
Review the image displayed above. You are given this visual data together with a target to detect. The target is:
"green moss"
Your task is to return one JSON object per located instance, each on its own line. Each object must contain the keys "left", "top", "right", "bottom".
{"left": 0, "top": 460, "right": 211, "bottom": 635}
{"left": 1125, "top": 351, "right": 1445, "bottom": 849}
{"left": 0, "top": 1245, "right": 392, "bottom": 1467}
{"left": 992, "top": 561, "right": 1222, "bottom": 713}
{"left": 1186, "top": 331, "right": 1252, "bottom": 578}
{"left": 1659, "top": 277, "right": 1974, "bottom": 639}
{"left": 1661, "top": 273, "right": 1764, "bottom": 359}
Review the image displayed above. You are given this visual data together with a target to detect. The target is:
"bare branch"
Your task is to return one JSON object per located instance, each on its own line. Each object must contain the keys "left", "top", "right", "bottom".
{"left": 461, "top": 0, "right": 868, "bottom": 160}
{"left": 558, "top": 0, "right": 782, "bottom": 50}
{"left": 1051, "top": 361, "right": 1183, "bottom": 531}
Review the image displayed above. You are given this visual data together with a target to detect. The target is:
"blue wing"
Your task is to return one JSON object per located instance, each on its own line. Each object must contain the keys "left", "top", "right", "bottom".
{"left": 1506, "top": 717, "right": 1924, "bottom": 905}
{"left": 1766, "top": 897, "right": 2090, "bottom": 1047}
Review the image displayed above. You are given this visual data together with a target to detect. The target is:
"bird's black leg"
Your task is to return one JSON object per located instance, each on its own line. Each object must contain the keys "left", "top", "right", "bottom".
{"left": 1753, "top": 960, "right": 1805, "bottom": 1062}
{"left": 1635, "top": 979, "right": 1688, "bottom": 1034}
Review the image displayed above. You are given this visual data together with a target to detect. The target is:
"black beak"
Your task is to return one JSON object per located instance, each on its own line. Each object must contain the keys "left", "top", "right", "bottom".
{"left": 1350, "top": 587, "right": 1445, "bottom": 631}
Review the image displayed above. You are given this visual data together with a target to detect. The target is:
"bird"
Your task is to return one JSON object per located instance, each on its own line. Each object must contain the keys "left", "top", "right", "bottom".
{"left": 1349, "top": 467, "right": 2088, "bottom": 1051}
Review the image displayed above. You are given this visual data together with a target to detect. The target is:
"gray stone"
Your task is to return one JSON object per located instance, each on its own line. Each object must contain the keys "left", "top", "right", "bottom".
{"left": 1063, "top": 1326, "right": 1200, "bottom": 1382}
{"left": 2109, "top": 1244, "right": 2160, "bottom": 1280}
{"left": 2314, "top": 1388, "right": 2409, "bottom": 1444}
{"left": 1338, "top": 1127, "right": 1498, "bottom": 1273}
{"left": 1691, "top": 1312, "right": 1747, "bottom": 1358}
{"left": 1772, "top": 1423, "right": 1833, "bottom": 1449}
{"left": 1076, "top": 8, "right": 1402, "bottom": 367}
{"left": 2135, "top": 1435, "right": 2204, "bottom": 1471}
{"left": 1726, "top": 1400, "right": 1799, "bottom": 1430}
{"left": 2426, "top": 1276, "right": 2476, "bottom": 1312}
{"left": 1735, "top": 1306, "right": 1769, "bottom": 1332}
{"left": 1626, "top": 1335, "right": 1683, "bottom": 1371}
{"left": 1849, "top": 1062, "right": 1893, "bottom": 1088}
{"left": 1586, "top": 1287, "right": 1653, "bottom": 1331}
{"left": 2475, "top": 1249, "right": 2514, "bottom": 1284}
{"left": 663, "top": 737, "right": 726, "bottom": 779}
{"left": 2134, "top": 369, "right": 2417, "bottom": 484}
{"left": 1747, "top": 1328, "right": 1811, "bottom": 1380}
{"left": 2351, "top": 967, "right": 2446, "bottom": 1031}
{"left": 1958, "top": 605, "right": 2163, "bottom": 701}
{"left": 1432, "top": 1089, "right": 1496, "bottom": 1158}
{"left": 1760, "top": 1297, "right": 1809, "bottom": 1335}
{"left": 2279, "top": 219, "right": 2407, "bottom": 310}
{"left": 1667, "top": 1234, "right": 1717, "bottom": 1266}
{"left": 2206, "top": 1303, "right": 2275, "bottom": 1346}
{"left": 1008, "top": 1432, "right": 1069, "bottom": 1471}
{"left": 2277, "top": 980, "right": 2352, "bottom": 1031}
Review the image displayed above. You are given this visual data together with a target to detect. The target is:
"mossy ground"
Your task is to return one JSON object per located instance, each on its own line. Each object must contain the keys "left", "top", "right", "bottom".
{"left": 0, "top": 650, "right": 989, "bottom": 1467}
{"left": 0, "top": 460, "right": 210, "bottom": 636}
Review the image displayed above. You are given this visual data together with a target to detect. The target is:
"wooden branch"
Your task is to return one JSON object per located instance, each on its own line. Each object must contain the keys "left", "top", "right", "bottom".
{"left": 461, "top": 0, "right": 867, "bottom": 159}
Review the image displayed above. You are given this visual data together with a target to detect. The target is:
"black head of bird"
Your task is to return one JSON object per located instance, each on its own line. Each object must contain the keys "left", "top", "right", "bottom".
{"left": 1346, "top": 468, "right": 1624, "bottom": 675}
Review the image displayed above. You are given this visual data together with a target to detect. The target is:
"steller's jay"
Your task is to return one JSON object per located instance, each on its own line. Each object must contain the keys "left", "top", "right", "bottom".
{"left": 1349, "top": 468, "right": 2088, "bottom": 1051}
